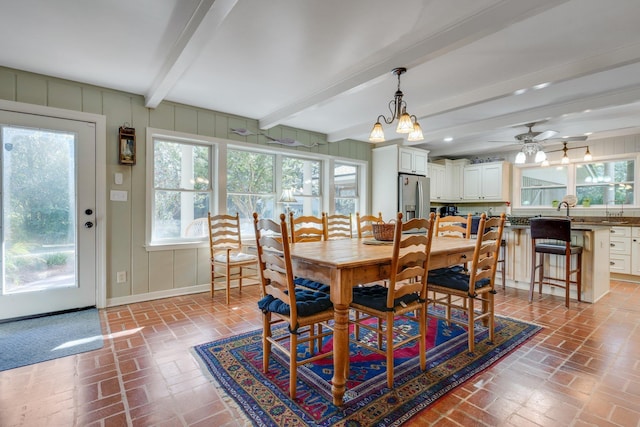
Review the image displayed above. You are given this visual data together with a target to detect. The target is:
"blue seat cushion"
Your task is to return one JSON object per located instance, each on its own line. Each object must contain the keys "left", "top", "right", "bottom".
{"left": 428, "top": 268, "right": 490, "bottom": 293}
{"left": 294, "top": 277, "right": 330, "bottom": 293}
{"left": 352, "top": 284, "right": 419, "bottom": 312}
{"left": 257, "top": 288, "right": 332, "bottom": 317}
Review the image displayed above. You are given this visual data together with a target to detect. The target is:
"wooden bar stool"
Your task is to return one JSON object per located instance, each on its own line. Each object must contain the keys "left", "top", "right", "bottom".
{"left": 529, "top": 217, "right": 582, "bottom": 308}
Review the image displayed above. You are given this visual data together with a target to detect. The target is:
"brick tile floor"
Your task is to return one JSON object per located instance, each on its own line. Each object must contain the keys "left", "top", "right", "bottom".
{"left": 1, "top": 281, "right": 639, "bottom": 426}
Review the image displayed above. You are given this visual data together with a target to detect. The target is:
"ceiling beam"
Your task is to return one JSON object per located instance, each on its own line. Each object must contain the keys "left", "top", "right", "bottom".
{"left": 259, "top": 0, "right": 568, "bottom": 132}
{"left": 145, "top": 0, "right": 238, "bottom": 109}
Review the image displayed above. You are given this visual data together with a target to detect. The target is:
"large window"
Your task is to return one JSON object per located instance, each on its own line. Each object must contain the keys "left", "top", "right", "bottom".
{"left": 151, "top": 138, "right": 211, "bottom": 243}
{"left": 576, "top": 160, "right": 634, "bottom": 205}
{"left": 282, "top": 156, "right": 321, "bottom": 217}
{"left": 520, "top": 166, "right": 568, "bottom": 207}
{"left": 226, "top": 149, "right": 275, "bottom": 237}
{"left": 334, "top": 162, "right": 359, "bottom": 215}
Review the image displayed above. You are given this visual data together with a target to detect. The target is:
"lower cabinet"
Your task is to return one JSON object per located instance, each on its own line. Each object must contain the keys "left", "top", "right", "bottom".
{"left": 609, "top": 226, "right": 631, "bottom": 274}
{"left": 504, "top": 227, "right": 610, "bottom": 303}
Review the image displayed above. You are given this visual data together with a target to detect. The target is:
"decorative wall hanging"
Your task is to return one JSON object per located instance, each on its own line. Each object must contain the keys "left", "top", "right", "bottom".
{"left": 118, "top": 125, "right": 136, "bottom": 165}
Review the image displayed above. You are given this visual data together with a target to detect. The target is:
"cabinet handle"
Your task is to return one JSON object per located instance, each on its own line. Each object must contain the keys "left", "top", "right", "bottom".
{"left": 610, "top": 243, "right": 615, "bottom": 247}
{"left": 610, "top": 261, "right": 615, "bottom": 265}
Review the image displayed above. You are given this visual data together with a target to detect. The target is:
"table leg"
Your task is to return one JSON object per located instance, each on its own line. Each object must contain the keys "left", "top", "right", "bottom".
{"left": 331, "top": 302, "right": 349, "bottom": 406}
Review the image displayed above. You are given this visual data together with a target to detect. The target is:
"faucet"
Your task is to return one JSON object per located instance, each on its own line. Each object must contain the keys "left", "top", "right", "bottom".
{"left": 557, "top": 200, "right": 570, "bottom": 217}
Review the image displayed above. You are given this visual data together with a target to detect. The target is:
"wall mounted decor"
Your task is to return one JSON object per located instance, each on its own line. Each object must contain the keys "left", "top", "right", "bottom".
{"left": 118, "top": 125, "right": 136, "bottom": 165}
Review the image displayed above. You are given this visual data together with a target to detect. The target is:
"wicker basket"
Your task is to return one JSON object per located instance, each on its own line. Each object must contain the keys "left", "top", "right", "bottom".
{"left": 371, "top": 222, "right": 395, "bottom": 241}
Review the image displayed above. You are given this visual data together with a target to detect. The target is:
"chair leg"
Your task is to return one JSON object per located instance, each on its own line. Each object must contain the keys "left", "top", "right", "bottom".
{"left": 467, "top": 297, "right": 475, "bottom": 353}
{"left": 529, "top": 252, "right": 536, "bottom": 303}
{"left": 419, "top": 306, "right": 426, "bottom": 371}
{"left": 487, "top": 293, "right": 495, "bottom": 344}
{"left": 565, "top": 253, "right": 571, "bottom": 309}
{"left": 538, "top": 255, "right": 544, "bottom": 295}
{"left": 226, "top": 266, "right": 231, "bottom": 305}
{"left": 238, "top": 267, "right": 243, "bottom": 296}
{"left": 386, "top": 312, "right": 394, "bottom": 388}
{"left": 262, "top": 313, "right": 272, "bottom": 372}
{"left": 576, "top": 252, "right": 582, "bottom": 302}
{"left": 290, "top": 332, "right": 298, "bottom": 399}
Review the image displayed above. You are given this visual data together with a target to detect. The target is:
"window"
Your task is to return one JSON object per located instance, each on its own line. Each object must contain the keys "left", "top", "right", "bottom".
{"left": 226, "top": 149, "right": 275, "bottom": 238}
{"left": 151, "top": 138, "right": 212, "bottom": 243}
{"left": 334, "top": 162, "right": 359, "bottom": 215}
{"left": 282, "top": 156, "right": 321, "bottom": 217}
{"left": 576, "top": 159, "right": 634, "bottom": 205}
{"left": 520, "top": 166, "right": 568, "bottom": 207}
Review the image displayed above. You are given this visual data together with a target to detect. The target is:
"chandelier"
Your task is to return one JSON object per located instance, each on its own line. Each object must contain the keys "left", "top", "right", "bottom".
{"left": 369, "top": 67, "right": 424, "bottom": 142}
{"left": 540, "top": 142, "right": 592, "bottom": 167}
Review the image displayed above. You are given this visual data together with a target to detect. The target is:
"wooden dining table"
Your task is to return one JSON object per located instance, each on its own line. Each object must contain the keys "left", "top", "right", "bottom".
{"left": 288, "top": 236, "right": 478, "bottom": 406}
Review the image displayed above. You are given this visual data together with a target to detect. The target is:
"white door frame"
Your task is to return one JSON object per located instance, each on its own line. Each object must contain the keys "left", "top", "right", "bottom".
{"left": 0, "top": 99, "right": 107, "bottom": 309}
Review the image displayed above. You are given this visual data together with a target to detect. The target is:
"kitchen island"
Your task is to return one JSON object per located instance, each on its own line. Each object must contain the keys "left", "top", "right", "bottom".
{"left": 503, "top": 223, "right": 610, "bottom": 303}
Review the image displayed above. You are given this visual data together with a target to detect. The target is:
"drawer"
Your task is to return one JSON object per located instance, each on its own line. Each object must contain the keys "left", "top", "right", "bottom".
{"left": 609, "top": 237, "right": 631, "bottom": 253}
{"left": 610, "top": 226, "right": 631, "bottom": 237}
{"left": 610, "top": 254, "right": 631, "bottom": 274}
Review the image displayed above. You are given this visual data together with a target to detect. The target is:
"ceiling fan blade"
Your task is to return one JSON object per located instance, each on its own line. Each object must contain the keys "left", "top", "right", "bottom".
{"left": 535, "top": 130, "right": 558, "bottom": 140}
{"left": 548, "top": 135, "right": 588, "bottom": 142}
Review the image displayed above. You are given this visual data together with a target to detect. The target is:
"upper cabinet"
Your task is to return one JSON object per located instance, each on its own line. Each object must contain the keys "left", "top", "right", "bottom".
{"left": 428, "top": 163, "right": 446, "bottom": 201}
{"left": 398, "top": 147, "right": 428, "bottom": 175}
{"left": 429, "top": 159, "right": 470, "bottom": 202}
{"left": 462, "top": 161, "right": 510, "bottom": 201}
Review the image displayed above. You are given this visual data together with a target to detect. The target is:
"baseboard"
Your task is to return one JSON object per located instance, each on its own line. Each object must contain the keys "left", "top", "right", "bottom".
{"left": 106, "top": 285, "right": 210, "bottom": 307}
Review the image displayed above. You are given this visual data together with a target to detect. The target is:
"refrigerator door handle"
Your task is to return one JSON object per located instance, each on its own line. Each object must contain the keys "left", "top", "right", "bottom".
{"left": 417, "top": 180, "right": 423, "bottom": 218}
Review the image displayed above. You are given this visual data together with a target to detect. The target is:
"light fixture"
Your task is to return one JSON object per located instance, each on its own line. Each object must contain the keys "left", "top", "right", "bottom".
{"left": 369, "top": 67, "right": 423, "bottom": 142}
{"left": 543, "top": 142, "right": 593, "bottom": 165}
{"left": 279, "top": 189, "right": 297, "bottom": 215}
{"left": 514, "top": 142, "right": 546, "bottom": 164}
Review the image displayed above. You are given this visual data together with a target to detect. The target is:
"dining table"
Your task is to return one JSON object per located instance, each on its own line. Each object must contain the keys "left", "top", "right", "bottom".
{"left": 288, "top": 236, "right": 478, "bottom": 406}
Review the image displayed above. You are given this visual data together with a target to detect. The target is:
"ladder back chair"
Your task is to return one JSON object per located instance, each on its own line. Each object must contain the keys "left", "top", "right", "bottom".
{"left": 349, "top": 212, "right": 436, "bottom": 388}
{"left": 356, "top": 212, "right": 383, "bottom": 238}
{"left": 427, "top": 213, "right": 506, "bottom": 353}
{"left": 207, "top": 213, "right": 258, "bottom": 304}
{"left": 434, "top": 213, "right": 472, "bottom": 239}
{"left": 323, "top": 213, "right": 353, "bottom": 240}
{"left": 529, "top": 217, "right": 582, "bottom": 308}
{"left": 288, "top": 212, "right": 325, "bottom": 243}
{"left": 253, "top": 213, "right": 334, "bottom": 399}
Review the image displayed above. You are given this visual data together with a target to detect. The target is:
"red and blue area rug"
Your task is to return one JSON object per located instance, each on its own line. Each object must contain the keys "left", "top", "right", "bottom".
{"left": 194, "top": 313, "right": 541, "bottom": 426}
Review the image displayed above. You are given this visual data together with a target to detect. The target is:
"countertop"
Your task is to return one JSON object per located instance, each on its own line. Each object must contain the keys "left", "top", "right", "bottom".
{"left": 506, "top": 224, "right": 612, "bottom": 231}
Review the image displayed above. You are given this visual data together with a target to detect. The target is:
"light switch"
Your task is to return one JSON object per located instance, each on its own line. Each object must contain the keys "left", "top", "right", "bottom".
{"left": 114, "top": 173, "right": 123, "bottom": 185}
{"left": 110, "top": 190, "right": 128, "bottom": 202}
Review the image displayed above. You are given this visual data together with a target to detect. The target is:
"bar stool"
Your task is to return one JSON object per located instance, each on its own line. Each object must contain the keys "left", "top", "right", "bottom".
{"left": 529, "top": 217, "right": 582, "bottom": 308}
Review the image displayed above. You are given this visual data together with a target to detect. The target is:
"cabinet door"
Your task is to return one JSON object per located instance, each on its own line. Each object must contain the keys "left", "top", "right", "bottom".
{"left": 399, "top": 148, "right": 414, "bottom": 173}
{"left": 450, "top": 163, "right": 465, "bottom": 201}
{"left": 413, "top": 150, "right": 428, "bottom": 175}
{"left": 429, "top": 164, "right": 446, "bottom": 200}
{"left": 481, "top": 163, "right": 503, "bottom": 200}
{"left": 463, "top": 166, "right": 482, "bottom": 199}
{"left": 632, "top": 227, "right": 640, "bottom": 275}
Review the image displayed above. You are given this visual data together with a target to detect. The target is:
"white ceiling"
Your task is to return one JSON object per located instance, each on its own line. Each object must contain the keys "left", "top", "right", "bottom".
{"left": 2, "top": 0, "right": 640, "bottom": 159}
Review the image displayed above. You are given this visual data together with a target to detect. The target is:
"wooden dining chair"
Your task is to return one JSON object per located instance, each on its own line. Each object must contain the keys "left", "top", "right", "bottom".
{"left": 349, "top": 212, "right": 436, "bottom": 388}
{"left": 253, "top": 213, "right": 334, "bottom": 399}
{"left": 323, "top": 213, "right": 353, "bottom": 240}
{"left": 288, "top": 212, "right": 325, "bottom": 243}
{"left": 434, "top": 213, "right": 472, "bottom": 239}
{"left": 356, "top": 212, "right": 383, "bottom": 238}
{"left": 207, "top": 212, "right": 258, "bottom": 304}
{"left": 427, "top": 213, "right": 505, "bottom": 353}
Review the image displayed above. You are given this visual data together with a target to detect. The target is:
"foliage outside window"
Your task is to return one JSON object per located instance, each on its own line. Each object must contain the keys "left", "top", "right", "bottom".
{"left": 282, "top": 156, "right": 321, "bottom": 217}
{"left": 520, "top": 166, "right": 568, "bottom": 207}
{"left": 152, "top": 139, "right": 211, "bottom": 242}
{"left": 334, "top": 163, "right": 358, "bottom": 215}
{"left": 226, "top": 149, "right": 275, "bottom": 238}
{"left": 575, "top": 160, "right": 634, "bottom": 205}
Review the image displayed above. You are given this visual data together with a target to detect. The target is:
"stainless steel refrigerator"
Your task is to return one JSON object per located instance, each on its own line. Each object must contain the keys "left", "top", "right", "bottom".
{"left": 398, "top": 173, "right": 430, "bottom": 220}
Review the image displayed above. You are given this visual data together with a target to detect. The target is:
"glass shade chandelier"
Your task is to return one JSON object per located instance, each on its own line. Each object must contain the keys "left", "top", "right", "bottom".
{"left": 514, "top": 142, "right": 547, "bottom": 164}
{"left": 369, "top": 67, "right": 424, "bottom": 143}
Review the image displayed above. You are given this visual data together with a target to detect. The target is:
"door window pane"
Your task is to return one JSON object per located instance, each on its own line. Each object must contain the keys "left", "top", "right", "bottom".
{"left": 334, "top": 163, "right": 358, "bottom": 215}
{"left": 283, "top": 156, "right": 321, "bottom": 216}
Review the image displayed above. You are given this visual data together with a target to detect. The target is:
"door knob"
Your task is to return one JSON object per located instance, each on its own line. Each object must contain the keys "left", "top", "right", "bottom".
{"left": 84, "top": 221, "right": 94, "bottom": 228}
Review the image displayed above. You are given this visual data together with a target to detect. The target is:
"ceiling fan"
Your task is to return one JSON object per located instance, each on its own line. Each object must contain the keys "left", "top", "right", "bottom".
{"left": 490, "top": 122, "right": 558, "bottom": 164}
{"left": 513, "top": 122, "right": 558, "bottom": 143}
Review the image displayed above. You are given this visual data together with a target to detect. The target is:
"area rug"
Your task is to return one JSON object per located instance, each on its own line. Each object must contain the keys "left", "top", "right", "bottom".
{"left": 194, "top": 311, "right": 541, "bottom": 426}
{"left": 0, "top": 307, "right": 104, "bottom": 371}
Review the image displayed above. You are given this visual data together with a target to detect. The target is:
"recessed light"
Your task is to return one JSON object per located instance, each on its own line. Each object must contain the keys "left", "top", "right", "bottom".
{"left": 513, "top": 88, "right": 527, "bottom": 95}
{"left": 584, "top": 132, "right": 593, "bottom": 136}
{"left": 533, "top": 82, "right": 550, "bottom": 90}
{"left": 583, "top": 109, "right": 591, "bottom": 113}
{"left": 443, "top": 137, "right": 453, "bottom": 142}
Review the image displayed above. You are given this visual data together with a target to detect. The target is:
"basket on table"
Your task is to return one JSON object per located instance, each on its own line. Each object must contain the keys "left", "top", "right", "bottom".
{"left": 371, "top": 221, "right": 396, "bottom": 241}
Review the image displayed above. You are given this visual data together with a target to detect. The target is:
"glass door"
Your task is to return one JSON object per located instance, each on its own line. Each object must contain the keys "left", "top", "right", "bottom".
{"left": 0, "top": 111, "right": 96, "bottom": 320}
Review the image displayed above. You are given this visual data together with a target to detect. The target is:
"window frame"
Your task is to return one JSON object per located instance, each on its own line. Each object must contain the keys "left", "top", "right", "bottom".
{"left": 145, "top": 128, "right": 368, "bottom": 250}
{"left": 514, "top": 153, "right": 639, "bottom": 209}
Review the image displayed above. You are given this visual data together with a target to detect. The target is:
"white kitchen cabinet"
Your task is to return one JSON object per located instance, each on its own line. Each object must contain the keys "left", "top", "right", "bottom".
{"left": 609, "top": 226, "right": 631, "bottom": 274}
{"left": 428, "top": 163, "right": 446, "bottom": 201}
{"left": 462, "top": 162, "right": 510, "bottom": 201}
{"left": 632, "top": 227, "right": 640, "bottom": 275}
{"left": 449, "top": 159, "right": 470, "bottom": 201}
{"left": 399, "top": 147, "right": 428, "bottom": 175}
{"left": 372, "top": 145, "right": 429, "bottom": 220}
